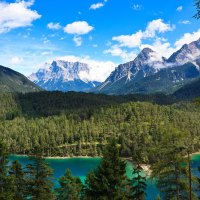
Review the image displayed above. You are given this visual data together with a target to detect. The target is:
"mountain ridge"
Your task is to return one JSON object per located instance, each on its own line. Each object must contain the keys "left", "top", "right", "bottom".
{"left": 93, "top": 38, "right": 200, "bottom": 95}
{"left": 0, "top": 65, "right": 42, "bottom": 93}
{"left": 29, "top": 60, "right": 101, "bottom": 92}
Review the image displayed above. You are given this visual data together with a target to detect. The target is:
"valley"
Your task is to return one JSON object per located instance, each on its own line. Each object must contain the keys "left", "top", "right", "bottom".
{"left": 0, "top": 0, "right": 200, "bottom": 199}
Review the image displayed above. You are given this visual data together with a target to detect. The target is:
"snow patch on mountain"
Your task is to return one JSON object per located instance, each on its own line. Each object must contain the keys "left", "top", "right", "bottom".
{"left": 28, "top": 60, "right": 102, "bottom": 92}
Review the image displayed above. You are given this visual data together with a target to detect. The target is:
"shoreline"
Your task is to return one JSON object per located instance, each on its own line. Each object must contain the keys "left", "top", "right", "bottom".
{"left": 11, "top": 152, "right": 200, "bottom": 177}
{"left": 11, "top": 154, "right": 101, "bottom": 159}
{"left": 190, "top": 152, "right": 200, "bottom": 156}
{"left": 12, "top": 154, "right": 152, "bottom": 174}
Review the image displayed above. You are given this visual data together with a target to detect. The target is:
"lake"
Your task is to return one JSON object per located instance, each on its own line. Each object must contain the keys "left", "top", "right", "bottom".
{"left": 9, "top": 154, "right": 200, "bottom": 200}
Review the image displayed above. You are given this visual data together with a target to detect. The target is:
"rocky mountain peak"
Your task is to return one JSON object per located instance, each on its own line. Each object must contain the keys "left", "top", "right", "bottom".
{"left": 96, "top": 38, "right": 200, "bottom": 94}
{"left": 28, "top": 60, "right": 100, "bottom": 92}
{"left": 134, "top": 48, "right": 165, "bottom": 69}
{"left": 168, "top": 37, "right": 200, "bottom": 64}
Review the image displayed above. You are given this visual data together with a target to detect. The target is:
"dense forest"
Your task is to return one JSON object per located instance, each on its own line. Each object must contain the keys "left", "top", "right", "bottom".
{"left": 0, "top": 91, "right": 200, "bottom": 163}
{"left": 0, "top": 89, "right": 200, "bottom": 200}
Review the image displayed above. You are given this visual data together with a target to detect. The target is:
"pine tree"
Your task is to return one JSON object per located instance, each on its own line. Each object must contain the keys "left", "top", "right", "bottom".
{"left": 84, "top": 138, "right": 130, "bottom": 200}
{"left": 9, "top": 160, "right": 26, "bottom": 200}
{"left": 130, "top": 135, "right": 147, "bottom": 200}
{"left": 130, "top": 164, "right": 146, "bottom": 200}
{"left": 0, "top": 142, "right": 14, "bottom": 200}
{"left": 25, "top": 155, "right": 55, "bottom": 200}
{"left": 183, "top": 134, "right": 199, "bottom": 200}
{"left": 56, "top": 169, "right": 83, "bottom": 200}
{"left": 151, "top": 128, "right": 196, "bottom": 200}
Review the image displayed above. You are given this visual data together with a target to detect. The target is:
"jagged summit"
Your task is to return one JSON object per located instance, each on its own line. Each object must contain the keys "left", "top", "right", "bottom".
{"left": 168, "top": 37, "right": 200, "bottom": 64}
{"left": 103, "top": 48, "right": 165, "bottom": 85}
{"left": 29, "top": 60, "right": 100, "bottom": 92}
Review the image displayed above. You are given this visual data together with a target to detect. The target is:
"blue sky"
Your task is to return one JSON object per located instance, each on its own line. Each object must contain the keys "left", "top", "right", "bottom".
{"left": 0, "top": 0, "right": 200, "bottom": 81}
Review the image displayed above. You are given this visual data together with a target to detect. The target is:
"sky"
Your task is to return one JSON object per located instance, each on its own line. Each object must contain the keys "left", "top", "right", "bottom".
{"left": 0, "top": 0, "right": 200, "bottom": 82}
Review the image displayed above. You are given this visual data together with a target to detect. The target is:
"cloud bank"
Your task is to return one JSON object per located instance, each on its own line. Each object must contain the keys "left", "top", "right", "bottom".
{"left": 0, "top": 0, "right": 41, "bottom": 33}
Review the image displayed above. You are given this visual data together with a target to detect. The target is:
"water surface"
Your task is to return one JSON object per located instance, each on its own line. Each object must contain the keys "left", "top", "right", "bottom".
{"left": 9, "top": 154, "right": 200, "bottom": 199}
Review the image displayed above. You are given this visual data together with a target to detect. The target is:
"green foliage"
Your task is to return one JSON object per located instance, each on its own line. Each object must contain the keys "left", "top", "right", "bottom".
{"left": 25, "top": 155, "right": 55, "bottom": 200}
{"left": 0, "top": 90, "right": 200, "bottom": 199}
{"left": 0, "top": 91, "right": 200, "bottom": 160}
{"left": 0, "top": 93, "right": 20, "bottom": 120}
{"left": 194, "top": 0, "right": 200, "bottom": 19}
{"left": 16, "top": 91, "right": 175, "bottom": 117}
{"left": 151, "top": 128, "right": 198, "bottom": 200}
{"left": 84, "top": 138, "right": 130, "bottom": 200}
{"left": 130, "top": 165, "right": 146, "bottom": 200}
{"left": 173, "top": 78, "right": 200, "bottom": 100}
{"left": 9, "top": 160, "right": 26, "bottom": 200}
{"left": 0, "top": 142, "right": 14, "bottom": 200}
{"left": 56, "top": 169, "right": 83, "bottom": 200}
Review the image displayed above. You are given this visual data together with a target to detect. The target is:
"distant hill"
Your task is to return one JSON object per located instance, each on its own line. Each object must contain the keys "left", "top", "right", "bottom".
{"left": 0, "top": 65, "right": 42, "bottom": 93}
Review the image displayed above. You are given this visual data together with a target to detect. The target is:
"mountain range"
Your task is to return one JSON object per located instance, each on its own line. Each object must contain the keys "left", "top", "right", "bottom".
{"left": 0, "top": 65, "right": 41, "bottom": 93}
{"left": 93, "top": 38, "right": 200, "bottom": 95}
{"left": 29, "top": 61, "right": 100, "bottom": 92}
{"left": 1, "top": 38, "right": 200, "bottom": 95}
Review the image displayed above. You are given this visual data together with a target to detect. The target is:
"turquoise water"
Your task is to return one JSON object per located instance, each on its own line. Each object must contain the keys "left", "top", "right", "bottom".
{"left": 9, "top": 154, "right": 200, "bottom": 199}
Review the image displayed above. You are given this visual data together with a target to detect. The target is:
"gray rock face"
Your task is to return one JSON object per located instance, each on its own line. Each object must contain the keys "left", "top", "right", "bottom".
{"left": 103, "top": 47, "right": 166, "bottom": 86}
{"left": 168, "top": 38, "right": 200, "bottom": 64}
{"left": 29, "top": 61, "right": 100, "bottom": 92}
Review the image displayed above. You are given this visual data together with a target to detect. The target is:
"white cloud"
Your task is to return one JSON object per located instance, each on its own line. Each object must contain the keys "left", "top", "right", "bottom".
{"left": 10, "top": 56, "right": 23, "bottom": 65}
{"left": 64, "top": 21, "right": 94, "bottom": 35}
{"left": 112, "top": 19, "right": 174, "bottom": 48}
{"left": 64, "top": 21, "right": 94, "bottom": 46}
{"left": 107, "top": 28, "right": 200, "bottom": 62}
{"left": 105, "top": 19, "right": 177, "bottom": 60}
{"left": 140, "top": 38, "right": 176, "bottom": 58}
{"left": 132, "top": 4, "right": 143, "bottom": 11}
{"left": 89, "top": 0, "right": 108, "bottom": 10}
{"left": 174, "top": 29, "right": 200, "bottom": 49}
{"left": 56, "top": 55, "right": 116, "bottom": 82}
{"left": 47, "top": 22, "right": 62, "bottom": 30}
{"left": 0, "top": 0, "right": 41, "bottom": 33}
{"left": 90, "top": 3, "right": 104, "bottom": 10}
{"left": 144, "top": 19, "right": 175, "bottom": 37}
{"left": 112, "top": 31, "right": 143, "bottom": 48}
{"left": 104, "top": 45, "right": 137, "bottom": 62}
{"left": 179, "top": 20, "right": 191, "bottom": 25}
{"left": 177, "top": 6, "right": 183, "bottom": 12}
{"left": 41, "top": 51, "right": 52, "bottom": 56}
{"left": 73, "top": 36, "right": 82, "bottom": 46}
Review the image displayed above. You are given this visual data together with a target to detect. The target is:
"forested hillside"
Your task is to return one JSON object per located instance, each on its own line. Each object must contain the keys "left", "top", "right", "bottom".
{"left": 0, "top": 65, "right": 42, "bottom": 93}
{"left": 0, "top": 92, "right": 200, "bottom": 162}
{"left": 173, "top": 77, "right": 200, "bottom": 100}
